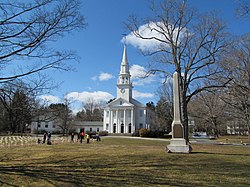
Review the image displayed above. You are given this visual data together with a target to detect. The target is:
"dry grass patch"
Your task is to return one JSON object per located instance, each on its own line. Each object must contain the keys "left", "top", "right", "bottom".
{"left": 0, "top": 137, "right": 249, "bottom": 186}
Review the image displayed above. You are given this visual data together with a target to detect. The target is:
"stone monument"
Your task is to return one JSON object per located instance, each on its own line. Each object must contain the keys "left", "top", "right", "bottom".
{"left": 167, "top": 72, "right": 192, "bottom": 153}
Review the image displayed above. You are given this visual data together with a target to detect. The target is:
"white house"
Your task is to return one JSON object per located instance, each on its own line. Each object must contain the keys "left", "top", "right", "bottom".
{"left": 103, "top": 46, "right": 154, "bottom": 134}
{"left": 31, "top": 118, "right": 103, "bottom": 134}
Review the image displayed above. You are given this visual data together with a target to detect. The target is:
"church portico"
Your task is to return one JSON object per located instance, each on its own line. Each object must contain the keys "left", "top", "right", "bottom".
{"left": 108, "top": 108, "right": 133, "bottom": 133}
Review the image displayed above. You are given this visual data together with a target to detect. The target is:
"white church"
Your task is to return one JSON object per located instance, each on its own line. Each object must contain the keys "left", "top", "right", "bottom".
{"left": 103, "top": 46, "right": 154, "bottom": 134}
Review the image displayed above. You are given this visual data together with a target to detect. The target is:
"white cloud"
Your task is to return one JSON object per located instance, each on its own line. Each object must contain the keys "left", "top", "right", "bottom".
{"left": 130, "top": 64, "right": 156, "bottom": 86}
{"left": 133, "top": 90, "right": 154, "bottom": 99}
{"left": 130, "top": 64, "right": 147, "bottom": 79}
{"left": 66, "top": 91, "right": 114, "bottom": 104}
{"left": 99, "top": 72, "right": 114, "bottom": 81}
{"left": 122, "top": 22, "right": 165, "bottom": 52}
{"left": 122, "top": 21, "right": 187, "bottom": 52}
{"left": 92, "top": 72, "right": 114, "bottom": 81}
{"left": 39, "top": 95, "right": 61, "bottom": 104}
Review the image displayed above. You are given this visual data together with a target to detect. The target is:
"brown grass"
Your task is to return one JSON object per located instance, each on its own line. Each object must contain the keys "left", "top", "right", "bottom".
{"left": 0, "top": 137, "right": 249, "bottom": 187}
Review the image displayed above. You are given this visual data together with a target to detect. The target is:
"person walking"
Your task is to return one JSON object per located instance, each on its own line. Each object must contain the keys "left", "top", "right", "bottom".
{"left": 95, "top": 132, "right": 100, "bottom": 142}
{"left": 71, "top": 133, "right": 74, "bottom": 142}
{"left": 86, "top": 134, "right": 90, "bottom": 144}
{"left": 80, "top": 131, "right": 85, "bottom": 143}
{"left": 43, "top": 132, "right": 47, "bottom": 144}
{"left": 47, "top": 132, "right": 52, "bottom": 145}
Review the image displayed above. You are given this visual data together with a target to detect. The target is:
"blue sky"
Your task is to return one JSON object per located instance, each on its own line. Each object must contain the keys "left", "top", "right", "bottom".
{"left": 41, "top": 0, "right": 249, "bottom": 113}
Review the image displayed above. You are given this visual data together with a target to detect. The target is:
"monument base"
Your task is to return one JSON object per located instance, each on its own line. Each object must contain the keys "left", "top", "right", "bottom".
{"left": 167, "top": 138, "right": 192, "bottom": 153}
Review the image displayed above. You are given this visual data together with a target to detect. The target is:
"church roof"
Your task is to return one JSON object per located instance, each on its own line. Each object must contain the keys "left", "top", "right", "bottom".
{"left": 106, "top": 97, "right": 134, "bottom": 108}
{"left": 106, "top": 97, "right": 145, "bottom": 108}
{"left": 130, "top": 98, "right": 145, "bottom": 108}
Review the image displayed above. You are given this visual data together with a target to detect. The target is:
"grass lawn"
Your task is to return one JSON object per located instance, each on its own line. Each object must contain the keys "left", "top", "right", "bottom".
{"left": 0, "top": 137, "right": 250, "bottom": 187}
{"left": 216, "top": 135, "right": 250, "bottom": 144}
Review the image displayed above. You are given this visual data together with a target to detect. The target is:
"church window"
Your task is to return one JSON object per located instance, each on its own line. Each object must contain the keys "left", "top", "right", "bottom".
{"left": 120, "top": 101, "right": 122, "bottom": 105}
{"left": 140, "top": 110, "right": 143, "bottom": 117}
{"left": 45, "top": 122, "right": 49, "bottom": 128}
{"left": 128, "top": 123, "right": 132, "bottom": 133}
{"left": 121, "top": 123, "right": 124, "bottom": 133}
{"left": 113, "top": 123, "right": 116, "bottom": 133}
{"left": 140, "top": 123, "right": 143, "bottom": 128}
{"left": 97, "top": 128, "right": 99, "bottom": 132}
{"left": 128, "top": 110, "right": 131, "bottom": 118}
{"left": 90, "top": 128, "right": 92, "bottom": 132}
{"left": 38, "top": 122, "right": 41, "bottom": 128}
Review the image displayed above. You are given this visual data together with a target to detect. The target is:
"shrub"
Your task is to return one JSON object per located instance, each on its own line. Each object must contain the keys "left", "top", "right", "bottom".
{"left": 98, "top": 131, "right": 108, "bottom": 136}
{"left": 132, "top": 130, "right": 140, "bottom": 137}
{"left": 139, "top": 128, "right": 149, "bottom": 137}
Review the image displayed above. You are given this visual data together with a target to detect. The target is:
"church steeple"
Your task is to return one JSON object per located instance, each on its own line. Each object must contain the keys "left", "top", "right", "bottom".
{"left": 120, "top": 45, "right": 129, "bottom": 74}
{"left": 117, "top": 45, "right": 133, "bottom": 101}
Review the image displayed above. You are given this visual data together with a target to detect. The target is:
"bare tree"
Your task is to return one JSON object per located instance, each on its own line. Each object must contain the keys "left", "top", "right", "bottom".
{"left": 188, "top": 91, "right": 227, "bottom": 137}
{"left": 0, "top": 0, "right": 86, "bottom": 83}
{"left": 0, "top": 80, "right": 37, "bottom": 134}
{"left": 236, "top": 0, "right": 250, "bottom": 17}
{"left": 219, "top": 34, "right": 250, "bottom": 139}
{"left": 76, "top": 99, "right": 104, "bottom": 121}
{"left": 155, "top": 81, "right": 173, "bottom": 132}
{"left": 49, "top": 98, "right": 73, "bottom": 135}
{"left": 125, "top": 0, "right": 230, "bottom": 141}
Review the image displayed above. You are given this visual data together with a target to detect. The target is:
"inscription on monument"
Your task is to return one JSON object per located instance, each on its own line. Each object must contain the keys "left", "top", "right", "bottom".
{"left": 173, "top": 124, "right": 183, "bottom": 138}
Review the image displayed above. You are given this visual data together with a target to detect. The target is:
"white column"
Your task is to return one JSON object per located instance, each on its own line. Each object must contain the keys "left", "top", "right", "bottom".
{"left": 124, "top": 109, "right": 126, "bottom": 133}
{"left": 108, "top": 110, "right": 111, "bottom": 133}
{"left": 116, "top": 110, "right": 119, "bottom": 133}
{"left": 131, "top": 109, "right": 135, "bottom": 133}
{"left": 110, "top": 110, "right": 113, "bottom": 133}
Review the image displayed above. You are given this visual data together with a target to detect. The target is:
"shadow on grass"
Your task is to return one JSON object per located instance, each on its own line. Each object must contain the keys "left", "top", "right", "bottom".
{"left": 0, "top": 164, "right": 194, "bottom": 187}
{"left": 1, "top": 152, "right": 250, "bottom": 187}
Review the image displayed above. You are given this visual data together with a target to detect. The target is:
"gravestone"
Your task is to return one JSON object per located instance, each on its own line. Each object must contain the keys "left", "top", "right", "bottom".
{"left": 167, "top": 72, "right": 192, "bottom": 153}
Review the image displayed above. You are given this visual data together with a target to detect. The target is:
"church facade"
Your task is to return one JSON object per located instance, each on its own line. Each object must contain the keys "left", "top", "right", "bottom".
{"left": 103, "top": 46, "right": 152, "bottom": 134}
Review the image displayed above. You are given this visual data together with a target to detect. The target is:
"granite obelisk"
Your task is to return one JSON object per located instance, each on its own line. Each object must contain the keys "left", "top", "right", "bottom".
{"left": 167, "top": 72, "right": 192, "bottom": 153}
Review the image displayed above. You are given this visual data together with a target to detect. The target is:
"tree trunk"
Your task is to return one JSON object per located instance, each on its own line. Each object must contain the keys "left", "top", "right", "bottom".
{"left": 182, "top": 94, "right": 189, "bottom": 142}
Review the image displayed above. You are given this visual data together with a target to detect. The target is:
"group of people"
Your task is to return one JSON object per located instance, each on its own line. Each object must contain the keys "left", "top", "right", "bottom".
{"left": 37, "top": 131, "right": 52, "bottom": 145}
{"left": 71, "top": 132, "right": 101, "bottom": 143}
{"left": 37, "top": 131, "right": 101, "bottom": 145}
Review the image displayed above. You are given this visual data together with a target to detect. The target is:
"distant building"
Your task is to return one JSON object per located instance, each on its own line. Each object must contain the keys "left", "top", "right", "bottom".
{"left": 226, "top": 119, "right": 249, "bottom": 135}
{"left": 103, "top": 46, "right": 155, "bottom": 134}
{"left": 31, "top": 118, "right": 103, "bottom": 134}
{"left": 72, "top": 121, "right": 103, "bottom": 133}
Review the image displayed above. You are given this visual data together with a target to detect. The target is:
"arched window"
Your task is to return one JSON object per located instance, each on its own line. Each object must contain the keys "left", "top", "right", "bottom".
{"left": 113, "top": 123, "right": 116, "bottom": 133}
{"left": 121, "top": 123, "right": 124, "bottom": 133}
{"left": 128, "top": 123, "right": 132, "bottom": 133}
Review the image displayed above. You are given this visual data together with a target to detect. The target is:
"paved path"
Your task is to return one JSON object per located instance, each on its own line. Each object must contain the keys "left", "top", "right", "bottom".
{"left": 103, "top": 136, "right": 250, "bottom": 147}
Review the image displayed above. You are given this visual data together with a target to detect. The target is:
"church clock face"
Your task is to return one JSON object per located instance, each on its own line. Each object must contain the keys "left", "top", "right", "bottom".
{"left": 120, "top": 88, "right": 125, "bottom": 93}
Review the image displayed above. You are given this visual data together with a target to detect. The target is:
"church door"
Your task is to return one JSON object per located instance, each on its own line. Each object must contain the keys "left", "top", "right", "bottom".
{"left": 113, "top": 123, "right": 116, "bottom": 133}
{"left": 128, "top": 123, "right": 132, "bottom": 133}
{"left": 121, "top": 123, "right": 124, "bottom": 133}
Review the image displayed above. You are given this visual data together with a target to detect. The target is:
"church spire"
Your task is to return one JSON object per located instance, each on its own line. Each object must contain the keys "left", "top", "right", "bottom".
{"left": 120, "top": 45, "right": 129, "bottom": 74}
{"left": 122, "top": 45, "right": 128, "bottom": 65}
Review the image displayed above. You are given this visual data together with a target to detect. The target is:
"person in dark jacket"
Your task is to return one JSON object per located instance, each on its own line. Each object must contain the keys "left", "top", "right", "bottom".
{"left": 47, "top": 132, "right": 52, "bottom": 145}
{"left": 43, "top": 132, "right": 47, "bottom": 144}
